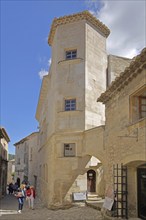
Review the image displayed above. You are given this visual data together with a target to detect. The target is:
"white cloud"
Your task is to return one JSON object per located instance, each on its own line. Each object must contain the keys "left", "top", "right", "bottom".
{"left": 38, "top": 69, "right": 48, "bottom": 79}
{"left": 38, "top": 58, "right": 51, "bottom": 79}
{"left": 87, "top": 0, "right": 146, "bottom": 58}
{"left": 48, "top": 58, "right": 52, "bottom": 67}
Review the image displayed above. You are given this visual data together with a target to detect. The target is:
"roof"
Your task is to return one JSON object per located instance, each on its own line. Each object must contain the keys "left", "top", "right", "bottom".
{"left": 0, "top": 127, "right": 10, "bottom": 142}
{"left": 97, "top": 47, "right": 146, "bottom": 104}
{"left": 14, "top": 132, "right": 38, "bottom": 146}
{"left": 48, "top": 10, "right": 110, "bottom": 46}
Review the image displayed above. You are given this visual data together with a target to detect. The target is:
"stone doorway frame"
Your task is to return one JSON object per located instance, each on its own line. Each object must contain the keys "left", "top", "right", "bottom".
{"left": 87, "top": 169, "right": 96, "bottom": 192}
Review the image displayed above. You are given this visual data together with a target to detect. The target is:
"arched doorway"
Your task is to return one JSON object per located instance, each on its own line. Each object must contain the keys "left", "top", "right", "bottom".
{"left": 17, "top": 177, "right": 20, "bottom": 187}
{"left": 87, "top": 170, "right": 96, "bottom": 192}
{"left": 137, "top": 164, "right": 146, "bottom": 219}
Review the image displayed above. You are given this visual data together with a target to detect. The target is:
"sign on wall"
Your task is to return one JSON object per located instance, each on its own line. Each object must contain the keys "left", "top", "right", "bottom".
{"left": 72, "top": 192, "right": 87, "bottom": 201}
{"left": 103, "top": 197, "right": 114, "bottom": 210}
{"left": 103, "top": 185, "right": 115, "bottom": 210}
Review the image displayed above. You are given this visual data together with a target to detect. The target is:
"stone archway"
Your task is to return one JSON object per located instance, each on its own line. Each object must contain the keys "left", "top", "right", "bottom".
{"left": 85, "top": 156, "right": 105, "bottom": 196}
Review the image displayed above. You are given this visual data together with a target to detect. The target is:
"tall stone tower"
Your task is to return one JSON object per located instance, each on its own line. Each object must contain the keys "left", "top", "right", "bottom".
{"left": 36, "top": 11, "right": 110, "bottom": 207}
{"left": 48, "top": 11, "right": 110, "bottom": 131}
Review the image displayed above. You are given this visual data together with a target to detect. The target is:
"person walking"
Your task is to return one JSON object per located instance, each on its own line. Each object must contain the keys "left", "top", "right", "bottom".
{"left": 15, "top": 184, "right": 25, "bottom": 213}
{"left": 26, "top": 185, "right": 31, "bottom": 208}
{"left": 30, "top": 186, "right": 36, "bottom": 210}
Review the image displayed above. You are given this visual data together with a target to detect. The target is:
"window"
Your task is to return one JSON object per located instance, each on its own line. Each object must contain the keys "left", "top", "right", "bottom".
{"left": 65, "top": 99, "right": 76, "bottom": 111}
{"left": 130, "top": 86, "right": 146, "bottom": 122}
{"left": 64, "top": 143, "right": 76, "bottom": 157}
{"left": 66, "top": 50, "right": 77, "bottom": 60}
{"left": 139, "top": 96, "right": 146, "bottom": 119}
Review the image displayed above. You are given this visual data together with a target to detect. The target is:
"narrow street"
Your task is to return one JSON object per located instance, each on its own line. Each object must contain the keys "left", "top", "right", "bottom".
{"left": 0, "top": 194, "right": 102, "bottom": 220}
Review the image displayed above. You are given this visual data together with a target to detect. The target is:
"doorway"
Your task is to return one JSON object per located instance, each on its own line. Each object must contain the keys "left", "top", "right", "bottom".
{"left": 87, "top": 170, "right": 96, "bottom": 192}
{"left": 17, "top": 177, "right": 20, "bottom": 187}
{"left": 137, "top": 166, "right": 146, "bottom": 220}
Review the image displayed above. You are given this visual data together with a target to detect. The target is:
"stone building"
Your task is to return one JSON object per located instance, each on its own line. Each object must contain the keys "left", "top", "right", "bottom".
{"left": 35, "top": 10, "right": 132, "bottom": 208}
{"left": 28, "top": 132, "right": 39, "bottom": 189}
{"left": 7, "top": 156, "right": 15, "bottom": 184}
{"left": 35, "top": 10, "right": 110, "bottom": 207}
{"left": 98, "top": 48, "right": 146, "bottom": 219}
{"left": 14, "top": 132, "right": 38, "bottom": 186}
{"left": 0, "top": 127, "right": 10, "bottom": 198}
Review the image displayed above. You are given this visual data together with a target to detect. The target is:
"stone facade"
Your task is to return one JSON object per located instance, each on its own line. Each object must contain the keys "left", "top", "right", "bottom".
{"left": 98, "top": 48, "right": 146, "bottom": 218}
{"left": 7, "top": 158, "right": 15, "bottom": 184}
{"left": 28, "top": 132, "right": 39, "bottom": 189}
{"left": 14, "top": 132, "right": 38, "bottom": 186}
{"left": 35, "top": 11, "right": 111, "bottom": 208}
{"left": 107, "top": 55, "right": 131, "bottom": 86}
{"left": 0, "top": 127, "right": 10, "bottom": 198}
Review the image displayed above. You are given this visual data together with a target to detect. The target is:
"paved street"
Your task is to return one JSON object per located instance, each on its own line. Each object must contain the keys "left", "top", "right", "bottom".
{"left": 0, "top": 194, "right": 102, "bottom": 220}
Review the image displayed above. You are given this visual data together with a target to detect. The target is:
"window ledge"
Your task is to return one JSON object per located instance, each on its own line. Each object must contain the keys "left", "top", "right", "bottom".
{"left": 58, "top": 58, "right": 84, "bottom": 65}
{"left": 57, "top": 156, "right": 76, "bottom": 159}
{"left": 128, "top": 117, "right": 146, "bottom": 128}
{"left": 58, "top": 110, "right": 83, "bottom": 114}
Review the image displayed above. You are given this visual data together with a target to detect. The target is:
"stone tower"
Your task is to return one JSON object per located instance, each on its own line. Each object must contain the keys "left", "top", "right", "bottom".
{"left": 36, "top": 11, "right": 110, "bottom": 207}
{"left": 48, "top": 11, "right": 110, "bottom": 131}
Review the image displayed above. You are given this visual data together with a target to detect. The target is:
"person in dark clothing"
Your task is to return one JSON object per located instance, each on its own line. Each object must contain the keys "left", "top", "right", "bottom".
{"left": 8, "top": 183, "right": 13, "bottom": 194}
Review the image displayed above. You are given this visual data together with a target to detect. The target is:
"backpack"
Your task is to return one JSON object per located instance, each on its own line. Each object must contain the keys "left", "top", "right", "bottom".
{"left": 26, "top": 189, "right": 31, "bottom": 196}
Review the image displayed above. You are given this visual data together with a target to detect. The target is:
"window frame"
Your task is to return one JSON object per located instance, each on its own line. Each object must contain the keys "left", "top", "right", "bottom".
{"left": 65, "top": 99, "right": 76, "bottom": 111}
{"left": 64, "top": 143, "right": 76, "bottom": 157}
{"left": 130, "top": 86, "right": 146, "bottom": 123}
{"left": 139, "top": 96, "right": 146, "bottom": 119}
{"left": 65, "top": 50, "right": 77, "bottom": 60}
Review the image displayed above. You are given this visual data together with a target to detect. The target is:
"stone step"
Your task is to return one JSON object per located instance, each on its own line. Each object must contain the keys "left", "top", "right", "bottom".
{"left": 86, "top": 199, "right": 104, "bottom": 204}
{"left": 87, "top": 196, "right": 103, "bottom": 201}
{"left": 87, "top": 194, "right": 99, "bottom": 198}
{"left": 86, "top": 199, "right": 105, "bottom": 211}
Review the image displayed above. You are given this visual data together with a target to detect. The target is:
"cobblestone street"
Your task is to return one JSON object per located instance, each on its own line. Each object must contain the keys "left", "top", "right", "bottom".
{"left": 0, "top": 195, "right": 102, "bottom": 220}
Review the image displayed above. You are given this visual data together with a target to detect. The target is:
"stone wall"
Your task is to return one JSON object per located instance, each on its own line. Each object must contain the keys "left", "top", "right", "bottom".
{"left": 107, "top": 55, "right": 131, "bottom": 86}
{"left": 103, "top": 69, "right": 146, "bottom": 217}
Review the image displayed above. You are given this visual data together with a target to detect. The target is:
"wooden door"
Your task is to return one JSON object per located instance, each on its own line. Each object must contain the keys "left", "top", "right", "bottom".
{"left": 87, "top": 170, "right": 96, "bottom": 192}
{"left": 137, "top": 167, "right": 146, "bottom": 220}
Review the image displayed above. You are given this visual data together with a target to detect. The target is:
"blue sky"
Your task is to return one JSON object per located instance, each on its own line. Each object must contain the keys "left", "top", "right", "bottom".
{"left": 1, "top": 0, "right": 145, "bottom": 154}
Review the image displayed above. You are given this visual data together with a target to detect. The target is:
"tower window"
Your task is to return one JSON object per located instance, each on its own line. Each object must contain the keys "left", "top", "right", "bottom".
{"left": 65, "top": 99, "right": 76, "bottom": 111}
{"left": 66, "top": 50, "right": 77, "bottom": 60}
{"left": 64, "top": 143, "right": 76, "bottom": 157}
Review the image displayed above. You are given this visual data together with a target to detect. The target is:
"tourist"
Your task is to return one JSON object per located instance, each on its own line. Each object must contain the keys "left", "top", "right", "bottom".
{"left": 14, "top": 184, "right": 25, "bottom": 213}
{"left": 30, "top": 185, "right": 36, "bottom": 210}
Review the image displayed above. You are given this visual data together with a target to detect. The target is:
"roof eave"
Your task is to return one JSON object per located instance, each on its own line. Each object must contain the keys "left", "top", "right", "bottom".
{"left": 0, "top": 127, "right": 10, "bottom": 142}
{"left": 48, "top": 11, "right": 110, "bottom": 46}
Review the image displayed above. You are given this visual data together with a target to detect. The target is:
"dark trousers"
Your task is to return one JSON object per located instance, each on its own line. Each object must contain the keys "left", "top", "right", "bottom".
{"left": 18, "top": 198, "right": 24, "bottom": 210}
